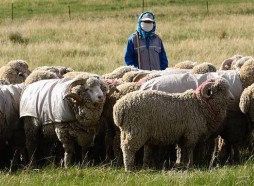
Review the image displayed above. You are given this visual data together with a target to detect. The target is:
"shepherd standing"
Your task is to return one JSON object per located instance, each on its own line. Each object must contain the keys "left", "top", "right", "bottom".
{"left": 124, "top": 11, "right": 168, "bottom": 70}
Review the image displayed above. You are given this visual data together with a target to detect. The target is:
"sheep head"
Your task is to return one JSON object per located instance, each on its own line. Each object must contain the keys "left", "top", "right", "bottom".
{"left": 196, "top": 78, "right": 234, "bottom": 127}
{"left": 239, "top": 84, "right": 254, "bottom": 127}
{"left": 64, "top": 76, "right": 108, "bottom": 127}
{"left": 239, "top": 59, "right": 254, "bottom": 88}
{"left": 0, "top": 59, "right": 31, "bottom": 84}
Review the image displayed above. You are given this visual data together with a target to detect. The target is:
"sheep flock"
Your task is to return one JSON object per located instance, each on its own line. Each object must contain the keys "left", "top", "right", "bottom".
{"left": 1, "top": 55, "right": 254, "bottom": 172}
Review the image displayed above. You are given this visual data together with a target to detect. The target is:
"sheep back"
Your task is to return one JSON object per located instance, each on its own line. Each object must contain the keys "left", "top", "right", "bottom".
{"left": 113, "top": 90, "right": 208, "bottom": 145}
{"left": 20, "top": 78, "right": 76, "bottom": 124}
{"left": 140, "top": 71, "right": 242, "bottom": 111}
{"left": 0, "top": 84, "right": 25, "bottom": 136}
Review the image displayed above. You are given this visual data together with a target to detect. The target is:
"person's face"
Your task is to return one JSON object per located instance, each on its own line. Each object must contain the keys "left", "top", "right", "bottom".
{"left": 140, "top": 21, "right": 154, "bottom": 32}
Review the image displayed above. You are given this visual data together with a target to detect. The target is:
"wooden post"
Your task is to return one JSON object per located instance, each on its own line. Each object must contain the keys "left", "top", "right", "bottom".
{"left": 68, "top": 5, "right": 71, "bottom": 20}
{"left": 142, "top": 0, "right": 144, "bottom": 12}
{"left": 12, "top": 3, "right": 14, "bottom": 20}
{"left": 207, "top": 1, "right": 209, "bottom": 14}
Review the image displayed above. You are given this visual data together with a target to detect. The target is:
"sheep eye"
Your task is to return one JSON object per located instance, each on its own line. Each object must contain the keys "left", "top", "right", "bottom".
{"left": 207, "top": 88, "right": 212, "bottom": 96}
{"left": 18, "top": 72, "right": 23, "bottom": 77}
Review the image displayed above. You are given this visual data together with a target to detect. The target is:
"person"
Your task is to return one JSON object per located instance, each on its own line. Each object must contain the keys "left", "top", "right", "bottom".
{"left": 124, "top": 11, "right": 168, "bottom": 70}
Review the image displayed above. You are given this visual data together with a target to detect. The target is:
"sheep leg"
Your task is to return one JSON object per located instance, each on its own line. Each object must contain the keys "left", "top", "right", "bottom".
{"left": 121, "top": 131, "right": 147, "bottom": 171}
{"left": 55, "top": 127, "right": 74, "bottom": 168}
{"left": 113, "top": 129, "right": 123, "bottom": 166}
{"left": 63, "top": 143, "right": 75, "bottom": 168}
{"left": 104, "top": 122, "right": 114, "bottom": 163}
{"left": 143, "top": 144, "right": 153, "bottom": 168}
{"left": 233, "top": 144, "right": 240, "bottom": 163}
{"left": 24, "top": 119, "right": 40, "bottom": 168}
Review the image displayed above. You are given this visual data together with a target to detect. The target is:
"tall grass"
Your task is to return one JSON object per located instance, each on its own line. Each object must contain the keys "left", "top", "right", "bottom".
{"left": 1, "top": 1, "right": 254, "bottom": 184}
{"left": 0, "top": 1, "right": 254, "bottom": 74}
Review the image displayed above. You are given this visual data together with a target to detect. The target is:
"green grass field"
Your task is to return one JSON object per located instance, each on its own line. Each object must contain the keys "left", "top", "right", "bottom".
{"left": 1, "top": 0, "right": 254, "bottom": 185}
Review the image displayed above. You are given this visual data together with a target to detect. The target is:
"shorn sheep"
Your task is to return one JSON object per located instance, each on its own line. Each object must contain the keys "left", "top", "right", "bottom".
{"left": 20, "top": 76, "right": 108, "bottom": 168}
{"left": 113, "top": 78, "right": 234, "bottom": 171}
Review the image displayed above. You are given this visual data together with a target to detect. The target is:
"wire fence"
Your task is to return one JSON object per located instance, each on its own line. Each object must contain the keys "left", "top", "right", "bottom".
{"left": 0, "top": 1, "right": 211, "bottom": 21}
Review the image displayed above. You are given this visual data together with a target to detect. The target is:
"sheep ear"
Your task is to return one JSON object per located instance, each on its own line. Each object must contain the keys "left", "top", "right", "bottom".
{"left": 132, "top": 72, "right": 148, "bottom": 82}
{"left": 239, "top": 88, "right": 251, "bottom": 114}
{"left": 201, "top": 82, "right": 214, "bottom": 98}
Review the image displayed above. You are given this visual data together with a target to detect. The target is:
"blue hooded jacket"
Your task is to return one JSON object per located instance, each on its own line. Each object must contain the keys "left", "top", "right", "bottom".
{"left": 124, "top": 12, "right": 168, "bottom": 70}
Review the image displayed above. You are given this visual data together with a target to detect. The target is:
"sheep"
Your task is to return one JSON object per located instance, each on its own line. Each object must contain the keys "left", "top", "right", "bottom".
{"left": 63, "top": 71, "right": 100, "bottom": 79}
{"left": 33, "top": 66, "right": 74, "bottom": 78}
{"left": 173, "top": 60, "right": 197, "bottom": 69}
{"left": 0, "top": 83, "right": 26, "bottom": 169}
{"left": 231, "top": 56, "right": 254, "bottom": 71}
{"left": 137, "top": 63, "right": 217, "bottom": 84}
{"left": 113, "top": 78, "right": 234, "bottom": 171}
{"left": 20, "top": 76, "right": 109, "bottom": 168}
{"left": 190, "top": 62, "right": 217, "bottom": 74}
{"left": 0, "top": 70, "right": 64, "bottom": 170}
{"left": 121, "top": 70, "right": 151, "bottom": 82}
{"left": 239, "top": 83, "right": 254, "bottom": 129}
{"left": 24, "top": 70, "right": 59, "bottom": 85}
{"left": 102, "top": 66, "right": 138, "bottom": 79}
{"left": 0, "top": 59, "right": 31, "bottom": 84}
{"left": 140, "top": 60, "right": 254, "bottom": 165}
{"left": 219, "top": 55, "right": 242, "bottom": 70}
{"left": 99, "top": 82, "right": 143, "bottom": 165}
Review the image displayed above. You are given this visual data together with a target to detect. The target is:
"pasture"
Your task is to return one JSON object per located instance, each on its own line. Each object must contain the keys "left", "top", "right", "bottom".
{"left": 1, "top": 0, "right": 254, "bottom": 185}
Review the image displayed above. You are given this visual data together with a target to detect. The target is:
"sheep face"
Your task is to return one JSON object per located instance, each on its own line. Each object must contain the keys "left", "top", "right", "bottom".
{"left": 66, "top": 77, "right": 108, "bottom": 126}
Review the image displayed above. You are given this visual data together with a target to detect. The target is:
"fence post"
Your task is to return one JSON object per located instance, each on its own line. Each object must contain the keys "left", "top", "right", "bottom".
{"left": 142, "top": 0, "right": 144, "bottom": 12}
{"left": 68, "top": 5, "right": 71, "bottom": 20}
{"left": 12, "top": 3, "right": 14, "bottom": 20}
{"left": 206, "top": 1, "right": 209, "bottom": 14}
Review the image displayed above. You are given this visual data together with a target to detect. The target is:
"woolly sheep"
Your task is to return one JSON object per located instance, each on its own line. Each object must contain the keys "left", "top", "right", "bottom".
{"left": 0, "top": 71, "right": 64, "bottom": 170}
{"left": 24, "top": 70, "right": 59, "bottom": 85}
{"left": 141, "top": 59, "right": 254, "bottom": 111}
{"left": 63, "top": 71, "right": 100, "bottom": 79}
{"left": 99, "top": 82, "right": 142, "bottom": 165}
{"left": 0, "top": 59, "right": 31, "bottom": 84}
{"left": 20, "top": 76, "right": 109, "bottom": 168}
{"left": 173, "top": 60, "right": 197, "bottom": 69}
{"left": 140, "top": 71, "right": 242, "bottom": 111}
{"left": 231, "top": 56, "right": 254, "bottom": 71}
{"left": 219, "top": 55, "right": 242, "bottom": 70}
{"left": 138, "top": 63, "right": 217, "bottom": 83}
{"left": 239, "top": 83, "right": 254, "bottom": 127}
{"left": 113, "top": 78, "right": 234, "bottom": 171}
{"left": 33, "top": 66, "right": 74, "bottom": 78}
{"left": 102, "top": 66, "right": 138, "bottom": 79}
{"left": 191, "top": 62, "right": 217, "bottom": 74}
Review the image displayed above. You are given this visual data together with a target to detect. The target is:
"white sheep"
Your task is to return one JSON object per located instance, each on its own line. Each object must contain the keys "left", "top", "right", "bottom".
{"left": 0, "top": 70, "right": 63, "bottom": 170}
{"left": 113, "top": 78, "right": 234, "bottom": 171}
{"left": 219, "top": 55, "right": 243, "bottom": 70}
{"left": 102, "top": 66, "right": 138, "bottom": 79}
{"left": 0, "top": 59, "right": 31, "bottom": 84}
{"left": 33, "top": 66, "right": 74, "bottom": 78}
{"left": 20, "top": 76, "right": 109, "bottom": 168}
{"left": 24, "top": 70, "right": 59, "bottom": 85}
{"left": 173, "top": 60, "right": 197, "bottom": 69}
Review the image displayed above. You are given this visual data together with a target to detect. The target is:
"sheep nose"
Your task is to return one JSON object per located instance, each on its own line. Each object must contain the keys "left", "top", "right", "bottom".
{"left": 97, "top": 95, "right": 105, "bottom": 102}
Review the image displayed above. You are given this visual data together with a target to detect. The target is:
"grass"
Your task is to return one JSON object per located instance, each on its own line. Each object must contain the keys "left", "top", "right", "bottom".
{"left": 1, "top": 0, "right": 254, "bottom": 184}
{"left": 1, "top": 161, "right": 254, "bottom": 185}
{"left": 0, "top": 1, "right": 254, "bottom": 74}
